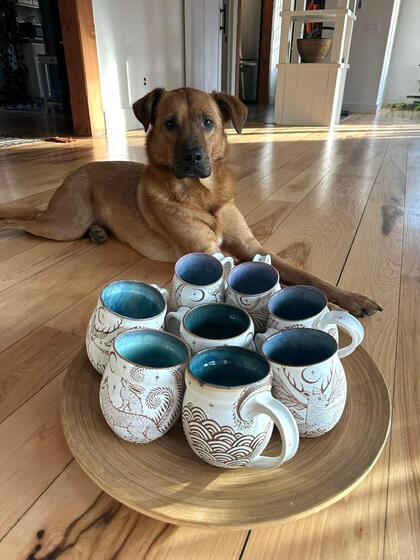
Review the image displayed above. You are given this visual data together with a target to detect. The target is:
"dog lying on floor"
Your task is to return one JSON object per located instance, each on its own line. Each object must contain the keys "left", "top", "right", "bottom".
{"left": 0, "top": 87, "right": 382, "bottom": 317}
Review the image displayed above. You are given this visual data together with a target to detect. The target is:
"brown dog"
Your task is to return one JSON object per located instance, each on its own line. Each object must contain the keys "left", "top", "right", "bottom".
{"left": 0, "top": 87, "right": 381, "bottom": 317}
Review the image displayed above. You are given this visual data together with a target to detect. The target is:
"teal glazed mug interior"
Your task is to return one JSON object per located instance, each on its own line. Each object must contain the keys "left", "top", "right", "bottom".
{"left": 182, "top": 346, "right": 299, "bottom": 469}
{"left": 100, "top": 328, "right": 190, "bottom": 443}
{"left": 255, "top": 285, "right": 364, "bottom": 355}
{"left": 262, "top": 329, "right": 351, "bottom": 437}
{"left": 166, "top": 302, "right": 255, "bottom": 353}
{"left": 86, "top": 280, "right": 168, "bottom": 374}
{"left": 169, "top": 252, "right": 234, "bottom": 311}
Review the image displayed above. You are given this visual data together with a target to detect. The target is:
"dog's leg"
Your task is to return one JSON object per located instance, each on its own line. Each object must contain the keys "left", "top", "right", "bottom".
{"left": 0, "top": 173, "right": 94, "bottom": 241}
{"left": 220, "top": 203, "right": 382, "bottom": 317}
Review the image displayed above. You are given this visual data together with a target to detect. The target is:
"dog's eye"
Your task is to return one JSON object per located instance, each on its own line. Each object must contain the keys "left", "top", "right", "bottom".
{"left": 203, "top": 119, "right": 214, "bottom": 129}
{"left": 164, "top": 120, "right": 176, "bottom": 130}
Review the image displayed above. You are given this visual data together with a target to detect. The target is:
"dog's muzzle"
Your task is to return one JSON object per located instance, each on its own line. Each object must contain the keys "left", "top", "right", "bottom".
{"left": 172, "top": 147, "right": 211, "bottom": 179}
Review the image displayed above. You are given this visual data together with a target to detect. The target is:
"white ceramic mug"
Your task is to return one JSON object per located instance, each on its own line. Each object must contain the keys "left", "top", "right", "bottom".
{"left": 86, "top": 280, "right": 168, "bottom": 374}
{"left": 262, "top": 329, "right": 352, "bottom": 437}
{"left": 166, "top": 302, "right": 255, "bottom": 354}
{"left": 225, "top": 254, "right": 281, "bottom": 333}
{"left": 182, "top": 346, "right": 299, "bottom": 469}
{"left": 100, "top": 328, "right": 190, "bottom": 443}
{"left": 255, "top": 285, "right": 364, "bottom": 356}
{"left": 169, "top": 252, "right": 234, "bottom": 311}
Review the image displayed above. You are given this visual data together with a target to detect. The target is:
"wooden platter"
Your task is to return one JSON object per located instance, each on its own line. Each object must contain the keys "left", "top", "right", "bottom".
{"left": 60, "top": 347, "right": 391, "bottom": 529}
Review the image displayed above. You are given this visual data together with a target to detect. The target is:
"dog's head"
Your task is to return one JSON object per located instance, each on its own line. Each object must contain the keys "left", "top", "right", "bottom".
{"left": 132, "top": 87, "right": 247, "bottom": 179}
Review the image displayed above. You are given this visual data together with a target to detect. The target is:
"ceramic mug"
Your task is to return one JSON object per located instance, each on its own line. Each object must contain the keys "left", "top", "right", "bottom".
{"left": 182, "top": 346, "right": 299, "bottom": 469}
{"left": 255, "top": 285, "right": 364, "bottom": 356}
{"left": 166, "top": 302, "right": 255, "bottom": 354}
{"left": 86, "top": 280, "right": 168, "bottom": 374}
{"left": 225, "top": 254, "right": 281, "bottom": 333}
{"left": 169, "top": 252, "right": 234, "bottom": 311}
{"left": 262, "top": 329, "right": 352, "bottom": 437}
{"left": 100, "top": 328, "right": 190, "bottom": 443}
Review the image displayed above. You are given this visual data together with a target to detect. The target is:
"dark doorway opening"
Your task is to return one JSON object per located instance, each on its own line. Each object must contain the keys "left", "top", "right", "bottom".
{"left": 0, "top": 0, "right": 73, "bottom": 139}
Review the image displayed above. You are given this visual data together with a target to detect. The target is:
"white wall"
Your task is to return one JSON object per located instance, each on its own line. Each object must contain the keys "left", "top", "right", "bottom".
{"left": 384, "top": 0, "right": 420, "bottom": 104}
{"left": 269, "top": 0, "right": 283, "bottom": 103}
{"left": 343, "top": 0, "right": 396, "bottom": 113}
{"left": 92, "top": 0, "right": 185, "bottom": 133}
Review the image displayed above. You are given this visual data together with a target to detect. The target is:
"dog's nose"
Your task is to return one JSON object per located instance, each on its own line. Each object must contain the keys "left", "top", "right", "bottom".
{"left": 184, "top": 148, "right": 202, "bottom": 164}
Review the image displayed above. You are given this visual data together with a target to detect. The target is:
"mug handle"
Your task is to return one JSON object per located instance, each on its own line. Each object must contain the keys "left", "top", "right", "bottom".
{"left": 212, "top": 252, "right": 235, "bottom": 281}
{"left": 151, "top": 284, "right": 168, "bottom": 303}
{"left": 254, "top": 328, "right": 277, "bottom": 352}
{"left": 240, "top": 392, "right": 299, "bottom": 469}
{"left": 320, "top": 310, "right": 364, "bottom": 359}
{"left": 166, "top": 306, "right": 189, "bottom": 336}
{"left": 253, "top": 253, "right": 271, "bottom": 265}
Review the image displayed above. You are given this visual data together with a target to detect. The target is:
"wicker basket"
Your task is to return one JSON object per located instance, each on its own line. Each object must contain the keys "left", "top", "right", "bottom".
{"left": 297, "top": 38, "right": 333, "bottom": 63}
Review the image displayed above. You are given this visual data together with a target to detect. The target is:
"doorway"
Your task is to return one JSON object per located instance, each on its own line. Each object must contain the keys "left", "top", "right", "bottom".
{"left": 0, "top": 0, "right": 73, "bottom": 139}
{"left": 237, "top": 0, "right": 281, "bottom": 123}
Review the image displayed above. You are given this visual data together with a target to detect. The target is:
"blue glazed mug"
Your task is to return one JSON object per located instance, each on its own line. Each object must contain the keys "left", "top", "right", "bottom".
{"left": 169, "top": 252, "right": 234, "bottom": 311}
{"left": 255, "top": 285, "right": 364, "bottom": 355}
{"left": 166, "top": 302, "right": 255, "bottom": 354}
{"left": 100, "top": 328, "right": 190, "bottom": 443}
{"left": 86, "top": 280, "right": 168, "bottom": 374}
{"left": 262, "top": 329, "right": 351, "bottom": 437}
{"left": 225, "top": 254, "right": 281, "bottom": 333}
{"left": 182, "top": 346, "right": 299, "bottom": 469}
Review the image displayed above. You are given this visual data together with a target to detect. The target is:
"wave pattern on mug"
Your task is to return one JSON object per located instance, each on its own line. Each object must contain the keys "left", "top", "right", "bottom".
{"left": 182, "top": 403, "right": 271, "bottom": 468}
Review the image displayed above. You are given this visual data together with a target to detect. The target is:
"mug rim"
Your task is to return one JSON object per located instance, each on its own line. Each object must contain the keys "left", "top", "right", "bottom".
{"left": 174, "top": 252, "right": 223, "bottom": 287}
{"left": 100, "top": 279, "right": 166, "bottom": 320}
{"left": 186, "top": 345, "right": 271, "bottom": 391}
{"left": 227, "top": 261, "right": 280, "bottom": 297}
{"left": 262, "top": 328, "right": 338, "bottom": 367}
{"left": 181, "top": 302, "right": 253, "bottom": 342}
{"left": 112, "top": 327, "right": 191, "bottom": 370}
{"left": 268, "top": 285, "right": 328, "bottom": 321}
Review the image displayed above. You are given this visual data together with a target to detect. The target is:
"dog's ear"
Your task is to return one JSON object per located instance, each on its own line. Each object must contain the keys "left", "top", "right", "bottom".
{"left": 132, "top": 88, "right": 165, "bottom": 132}
{"left": 212, "top": 92, "right": 248, "bottom": 133}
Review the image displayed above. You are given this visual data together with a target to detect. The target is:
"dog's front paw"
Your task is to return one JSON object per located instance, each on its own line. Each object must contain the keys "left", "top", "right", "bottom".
{"left": 330, "top": 290, "right": 383, "bottom": 318}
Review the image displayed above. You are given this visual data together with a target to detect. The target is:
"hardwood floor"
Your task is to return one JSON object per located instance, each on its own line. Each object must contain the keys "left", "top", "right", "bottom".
{"left": 0, "top": 109, "right": 419, "bottom": 559}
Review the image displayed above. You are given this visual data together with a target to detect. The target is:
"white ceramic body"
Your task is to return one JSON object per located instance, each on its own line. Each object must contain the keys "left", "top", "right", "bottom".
{"left": 182, "top": 347, "right": 299, "bottom": 469}
{"left": 225, "top": 254, "right": 281, "bottom": 333}
{"left": 86, "top": 281, "right": 168, "bottom": 375}
{"left": 263, "top": 330, "right": 351, "bottom": 437}
{"left": 169, "top": 252, "right": 234, "bottom": 311}
{"left": 255, "top": 286, "right": 364, "bottom": 357}
{"left": 166, "top": 303, "right": 255, "bottom": 354}
{"left": 99, "top": 329, "right": 190, "bottom": 443}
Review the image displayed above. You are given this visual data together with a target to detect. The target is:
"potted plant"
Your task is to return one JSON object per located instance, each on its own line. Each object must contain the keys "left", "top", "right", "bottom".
{"left": 297, "top": 1, "right": 334, "bottom": 63}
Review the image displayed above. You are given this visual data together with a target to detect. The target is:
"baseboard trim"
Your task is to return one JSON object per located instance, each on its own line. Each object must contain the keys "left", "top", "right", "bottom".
{"left": 341, "top": 103, "right": 378, "bottom": 114}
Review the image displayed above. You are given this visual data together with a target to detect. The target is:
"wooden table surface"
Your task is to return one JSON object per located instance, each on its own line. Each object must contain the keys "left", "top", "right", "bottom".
{"left": 0, "top": 110, "right": 418, "bottom": 559}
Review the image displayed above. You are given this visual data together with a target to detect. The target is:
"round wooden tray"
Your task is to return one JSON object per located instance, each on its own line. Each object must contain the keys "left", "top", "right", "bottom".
{"left": 60, "top": 347, "right": 391, "bottom": 529}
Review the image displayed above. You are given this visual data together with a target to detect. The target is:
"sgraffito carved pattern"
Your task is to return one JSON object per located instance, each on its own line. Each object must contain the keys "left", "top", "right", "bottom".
{"left": 182, "top": 403, "right": 271, "bottom": 468}
{"left": 272, "top": 360, "right": 347, "bottom": 437}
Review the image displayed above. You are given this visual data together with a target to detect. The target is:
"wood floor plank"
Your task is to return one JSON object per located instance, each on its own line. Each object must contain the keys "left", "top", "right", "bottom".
{"left": 264, "top": 175, "right": 375, "bottom": 280}
{"left": 0, "top": 460, "right": 247, "bottom": 560}
{"left": 46, "top": 259, "right": 173, "bottom": 337}
{"left": 0, "top": 326, "right": 83, "bottom": 422}
{"left": 384, "top": 140, "right": 420, "bottom": 559}
{"left": 243, "top": 137, "right": 407, "bottom": 560}
{"left": 0, "top": 239, "right": 139, "bottom": 353}
{"left": 0, "top": 372, "right": 72, "bottom": 538}
{"left": 0, "top": 239, "right": 82, "bottom": 293}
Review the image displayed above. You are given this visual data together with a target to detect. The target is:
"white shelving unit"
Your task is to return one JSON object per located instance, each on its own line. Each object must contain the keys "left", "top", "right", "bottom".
{"left": 274, "top": 0, "right": 357, "bottom": 127}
